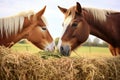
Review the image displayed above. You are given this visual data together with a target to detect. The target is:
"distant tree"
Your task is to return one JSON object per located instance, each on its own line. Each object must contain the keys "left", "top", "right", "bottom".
{"left": 55, "top": 37, "right": 59, "bottom": 46}
{"left": 83, "top": 37, "right": 108, "bottom": 47}
{"left": 92, "top": 38, "right": 100, "bottom": 46}
{"left": 83, "top": 38, "right": 92, "bottom": 46}
{"left": 19, "top": 39, "right": 28, "bottom": 44}
{"left": 101, "top": 41, "right": 108, "bottom": 47}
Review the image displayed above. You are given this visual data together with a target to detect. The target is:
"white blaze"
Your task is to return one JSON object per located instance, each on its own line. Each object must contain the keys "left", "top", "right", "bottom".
{"left": 57, "top": 15, "right": 73, "bottom": 51}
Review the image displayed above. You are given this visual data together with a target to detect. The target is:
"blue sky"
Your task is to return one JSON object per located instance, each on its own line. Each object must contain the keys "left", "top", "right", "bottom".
{"left": 0, "top": 0, "right": 120, "bottom": 40}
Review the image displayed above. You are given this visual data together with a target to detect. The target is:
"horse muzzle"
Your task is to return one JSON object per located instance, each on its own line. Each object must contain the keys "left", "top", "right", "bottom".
{"left": 45, "top": 41, "right": 55, "bottom": 52}
{"left": 60, "top": 45, "right": 70, "bottom": 56}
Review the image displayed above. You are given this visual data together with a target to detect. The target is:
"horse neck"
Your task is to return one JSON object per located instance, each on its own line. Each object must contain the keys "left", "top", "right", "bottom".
{"left": 83, "top": 9, "right": 114, "bottom": 45}
{"left": 11, "top": 17, "right": 32, "bottom": 43}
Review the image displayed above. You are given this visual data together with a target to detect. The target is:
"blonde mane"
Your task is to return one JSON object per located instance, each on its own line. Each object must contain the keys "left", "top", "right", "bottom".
{"left": 41, "top": 16, "right": 48, "bottom": 26}
{"left": 84, "top": 7, "right": 115, "bottom": 22}
{"left": 0, "top": 11, "right": 34, "bottom": 38}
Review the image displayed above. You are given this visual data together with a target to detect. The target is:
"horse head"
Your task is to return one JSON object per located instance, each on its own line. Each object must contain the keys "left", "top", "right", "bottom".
{"left": 57, "top": 2, "right": 90, "bottom": 56}
{"left": 24, "top": 6, "right": 55, "bottom": 51}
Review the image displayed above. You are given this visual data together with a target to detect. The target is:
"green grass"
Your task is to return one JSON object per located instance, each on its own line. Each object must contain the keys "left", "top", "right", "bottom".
{"left": 11, "top": 43, "right": 41, "bottom": 53}
{"left": 71, "top": 46, "right": 112, "bottom": 57}
{"left": 11, "top": 43, "right": 112, "bottom": 58}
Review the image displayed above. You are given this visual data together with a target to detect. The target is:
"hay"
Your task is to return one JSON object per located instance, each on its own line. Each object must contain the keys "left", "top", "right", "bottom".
{"left": 0, "top": 46, "right": 120, "bottom": 80}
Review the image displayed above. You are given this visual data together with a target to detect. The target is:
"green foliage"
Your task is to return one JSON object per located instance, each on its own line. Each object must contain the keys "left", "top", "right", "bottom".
{"left": 83, "top": 41, "right": 108, "bottom": 47}
{"left": 37, "top": 51, "right": 62, "bottom": 59}
{"left": 55, "top": 37, "right": 59, "bottom": 46}
{"left": 19, "top": 39, "right": 27, "bottom": 44}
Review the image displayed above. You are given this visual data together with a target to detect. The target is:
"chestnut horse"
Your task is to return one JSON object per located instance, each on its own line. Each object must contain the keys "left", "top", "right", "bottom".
{"left": 0, "top": 6, "right": 55, "bottom": 51}
{"left": 57, "top": 2, "right": 120, "bottom": 56}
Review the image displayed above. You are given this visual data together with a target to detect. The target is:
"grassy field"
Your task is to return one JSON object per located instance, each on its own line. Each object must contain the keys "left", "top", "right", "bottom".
{"left": 71, "top": 46, "right": 112, "bottom": 57}
{"left": 11, "top": 43, "right": 112, "bottom": 58}
{"left": 11, "top": 43, "right": 40, "bottom": 53}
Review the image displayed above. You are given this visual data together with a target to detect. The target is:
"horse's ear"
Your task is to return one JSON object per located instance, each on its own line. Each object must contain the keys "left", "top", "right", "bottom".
{"left": 58, "top": 6, "right": 67, "bottom": 14}
{"left": 36, "top": 6, "right": 46, "bottom": 17}
{"left": 76, "top": 2, "right": 82, "bottom": 13}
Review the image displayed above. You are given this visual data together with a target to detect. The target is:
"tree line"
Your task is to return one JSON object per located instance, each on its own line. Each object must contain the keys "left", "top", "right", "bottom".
{"left": 82, "top": 38, "right": 108, "bottom": 47}
{"left": 54, "top": 37, "right": 108, "bottom": 47}
{"left": 19, "top": 37, "right": 108, "bottom": 47}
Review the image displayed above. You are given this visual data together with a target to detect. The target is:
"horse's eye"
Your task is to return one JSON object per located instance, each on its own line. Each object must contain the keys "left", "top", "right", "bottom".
{"left": 72, "top": 23, "right": 77, "bottom": 27}
{"left": 42, "top": 27, "right": 47, "bottom": 30}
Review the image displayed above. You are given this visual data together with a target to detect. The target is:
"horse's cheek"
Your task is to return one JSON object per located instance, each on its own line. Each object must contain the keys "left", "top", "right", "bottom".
{"left": 75, "top": 28, "right": 89, "bottom": 43}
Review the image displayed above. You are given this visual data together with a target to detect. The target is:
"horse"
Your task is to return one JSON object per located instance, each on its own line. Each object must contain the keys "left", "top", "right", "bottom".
{"left": 0, "top": 6, "right": 55, "bottom": 51}
{"left": 57, "top": 2, "right": 120, "bottom": 56}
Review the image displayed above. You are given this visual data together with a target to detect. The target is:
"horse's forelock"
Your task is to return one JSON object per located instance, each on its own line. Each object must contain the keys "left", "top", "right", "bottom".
{"left": 41, "top": 16, "right": 48, "bottom": 26}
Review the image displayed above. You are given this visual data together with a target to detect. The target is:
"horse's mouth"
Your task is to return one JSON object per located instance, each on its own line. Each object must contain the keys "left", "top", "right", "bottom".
{"left": 44, "top": 41, "right": 55, "bottom": 52}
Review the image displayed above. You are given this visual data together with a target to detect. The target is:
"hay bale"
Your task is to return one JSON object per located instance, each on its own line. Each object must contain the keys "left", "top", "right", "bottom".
{"left": 73, "top": 57, "right": 120, "bottom": 80}
{"left": 0, "top": 46, "right": 120, "bottom": 80}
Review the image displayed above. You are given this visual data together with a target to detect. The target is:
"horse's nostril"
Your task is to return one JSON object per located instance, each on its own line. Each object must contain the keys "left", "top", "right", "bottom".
{"left": 60, "top": 45, "right": 70, "bottom": 56}
{"left": 60, "top": 46, "right": 64, "bottom": 51}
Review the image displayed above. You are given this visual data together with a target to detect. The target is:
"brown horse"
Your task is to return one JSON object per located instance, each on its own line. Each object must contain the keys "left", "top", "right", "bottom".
{"left": 57, "top": 2, "right": 120, "bottom": 56}
{"left": 0, "top": 6, "right": 55, "bottom": 51}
